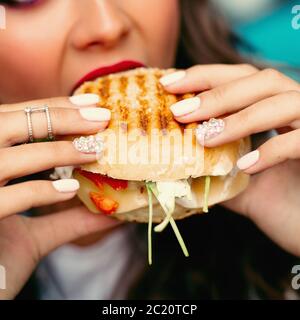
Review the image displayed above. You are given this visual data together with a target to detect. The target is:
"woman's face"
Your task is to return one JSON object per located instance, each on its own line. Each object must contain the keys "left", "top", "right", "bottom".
{"left": 0, "top": 0, "right": 180, "bottom": 103}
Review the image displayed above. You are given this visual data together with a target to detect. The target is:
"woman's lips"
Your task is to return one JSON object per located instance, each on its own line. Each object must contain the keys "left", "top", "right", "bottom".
{"left": 73, "top": 60, "right": 145, "bottom": 93}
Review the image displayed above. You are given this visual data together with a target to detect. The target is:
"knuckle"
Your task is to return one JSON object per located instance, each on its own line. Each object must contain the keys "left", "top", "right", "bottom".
{"left": 50, "top": 107, "right": 78, "bottom": 133}
{"left": 271, "top": 134, "right": 297, "bottom": 157}
{"left": 0, "top": 112, "right": 5, "bottom": 122}
{"left": 45, "top": 97, "right": 62, "bottom": 109}
{"left": 261, "top": 69, "right": 299, "bottom": 93}
{"left": 260, "top": 136, "right": 282, "bottom": 161}
{"left": 285, "top": 90, "right": 300, "bottom": 103}
{"left": 25, "top": 181, "right": 52, "bottom": 210}
{"left": 267, "top": 134, "right": 293, "bottom": 159}
{"left": 235, "top": 109, "right": 252, "bottom": 129}
{"left": 208, "top": 87, "right": 226, "bottom": 106}
{"left": 189, "top": 65, "right": 213, "bottom": 89}
{"left": 0, "top": 150, "right": 7, "bottom": 181}
{"left": 49, "top": 107, "right": 64, "bottom": 129}
{"left": 287, "top": 90, "right": 300, "bottom": 114}
{"left": 26, "top": 181, "right": 42, "bottom": 205}
{"left": 189, "top": 64, "right": 201, "bottom": 71}
{"left": 268, "top": 134, "right": 283, "bottom": 150}
{"left": 239, "top": 63, "right": 258, "bottom": 74}
{"left": 0, "top": 113, "right": 15, "bottom": 146}
{"left": 48, "top": 141, "right": 73, "bottom": 160}
{"left": 261, "top": 68, "right": 283, "bottom": 82}
{"left": 260, "top": 68, "right": 286, "bottom": 92}
{"left": 0, "top": 112, "right": 12, "bottom": 130}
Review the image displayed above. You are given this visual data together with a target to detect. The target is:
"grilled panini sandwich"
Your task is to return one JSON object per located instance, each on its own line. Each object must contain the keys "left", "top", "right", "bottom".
{"left": 71, "top": 68, "right": 251, "bottom": 224}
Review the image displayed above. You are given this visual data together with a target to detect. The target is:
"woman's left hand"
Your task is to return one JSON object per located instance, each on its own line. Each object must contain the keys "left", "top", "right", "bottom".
{"left": 160, "top": 64, "right": 300, "bottom": 256}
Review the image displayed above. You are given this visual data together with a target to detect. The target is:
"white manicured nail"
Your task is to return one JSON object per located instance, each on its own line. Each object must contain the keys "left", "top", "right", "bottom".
{"left": 79, "top": 107, "right": 111, "bottom": 121}
{"left": 237, "top": 150, "right": 260, "bottom": 170}
{"left": 69, "top": 94, "right": 100, "bottom": 107}
{"left": 52, "top": 179, "right": 80, "bottom": 193}
{"left": 170, "top": 97, "right": 201, "bottom": 117}
{"left": 159, "top": 70, "right": 186, "bottom": 86}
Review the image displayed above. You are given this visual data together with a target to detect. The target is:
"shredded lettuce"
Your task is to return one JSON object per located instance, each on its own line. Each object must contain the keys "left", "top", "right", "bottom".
{"left": 203, "top": 176, "right": 211, "bottom": 213}
{"left": 147, "top": 182, "right": 173, "bottom": 232}
{"left": 145, "top": 176, "right": 210, "bottom": 264}
{"left": 154, "top": 180, "right": 192, "bottom": 232}
{"left": 146, "top": 183, "right": 153, "bottom": 265}
{"left": 146, "top": 182, "right": 189, "bottom": 258}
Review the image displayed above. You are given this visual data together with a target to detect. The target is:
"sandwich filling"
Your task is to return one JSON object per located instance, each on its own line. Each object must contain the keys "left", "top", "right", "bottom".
{"left": 52, "top": 166, "right": 211, "bottom": 265}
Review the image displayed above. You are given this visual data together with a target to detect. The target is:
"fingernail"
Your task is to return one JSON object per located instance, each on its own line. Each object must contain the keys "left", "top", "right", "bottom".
{"left": 73, "top": 135, "right": 105, "bottom": 154}
{"left": 195, "top": 118, "right": 225, "bottom": 145}
{"left": 237, "top": 150, "right": 260, "bottom": 170}
{"left": 159, "top": 70, "right": 186, "bottom": 86}
{"left": 69, "top": 94, "right": 100, "bottom": 107}
{"left": 79, "top": 107, "right": 111, "bottom": 121}
{"left": 52, "top": 179, "right": 80, "bottom": 193}
{"left": 170, "top": 97, "right": 201, "bottom": 117}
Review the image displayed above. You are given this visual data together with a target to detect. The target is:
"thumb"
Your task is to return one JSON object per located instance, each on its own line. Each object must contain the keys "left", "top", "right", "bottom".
{"left": 221, "top": 190, "right": 251, "bottom": 218}
{"left": 28, "top": 206, "right": 124, "bottom": 259}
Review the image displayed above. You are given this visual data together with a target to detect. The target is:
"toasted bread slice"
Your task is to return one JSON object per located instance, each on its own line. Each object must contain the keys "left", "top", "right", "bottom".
{"left": 74, "top": 68, "right": 251, "bottom": 181}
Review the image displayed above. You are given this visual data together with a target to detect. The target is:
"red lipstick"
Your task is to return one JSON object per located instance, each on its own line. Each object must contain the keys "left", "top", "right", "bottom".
{"left": 73, "top": 60, "right": 145, "bottom": 93}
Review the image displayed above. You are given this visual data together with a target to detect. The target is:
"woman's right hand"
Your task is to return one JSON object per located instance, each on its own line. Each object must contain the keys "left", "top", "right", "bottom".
{"left": 0, "top": 94, "right": 121, "bottom": 300}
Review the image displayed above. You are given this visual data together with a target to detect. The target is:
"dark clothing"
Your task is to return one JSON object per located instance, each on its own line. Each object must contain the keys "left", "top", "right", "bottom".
{"left": 16, "top": 205, "right": 299, "bottom": 300}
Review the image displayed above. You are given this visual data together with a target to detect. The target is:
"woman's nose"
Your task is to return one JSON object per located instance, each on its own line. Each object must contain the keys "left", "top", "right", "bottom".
{"left": 71, "top": 0, "right": 130, "bottom": 50}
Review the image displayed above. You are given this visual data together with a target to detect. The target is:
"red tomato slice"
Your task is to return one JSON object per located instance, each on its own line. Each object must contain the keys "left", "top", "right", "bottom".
{"left": 75, "top": 169, "right": 128, "bottom": 190}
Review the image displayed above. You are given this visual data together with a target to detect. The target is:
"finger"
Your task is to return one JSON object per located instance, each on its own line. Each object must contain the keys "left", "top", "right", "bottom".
{"left": 0, "top": 140, "right": 99, "bottom": 182}
{"left": 170, "top": 68, "right": 300, "bottom": 123}
{"left": 195, "top": 91, "right": 300, "bottom": 148}
{"left": 27, "top": 206, "right": 124, "bottom": 258}
{"left": 160, "top": 64, "right": 258, "bottom": 93}
{"left": 0, "top": 207, "right": 122, "bottom": 300}
{"left": 0, "top": 94, "right": 100, "bottom": 112}
{"left": 236, "top": 129, "right": 300, "bottom": 174}
{"left": 0, "top": 179, "right": 80, "bottom": 219}
{"left": 0, "top": 105, "right": 110, "bottom": 148}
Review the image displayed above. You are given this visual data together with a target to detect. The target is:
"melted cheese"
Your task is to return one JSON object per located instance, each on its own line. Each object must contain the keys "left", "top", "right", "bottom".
{"left": 73, "top": 171, "right": 150, "bottom": 214}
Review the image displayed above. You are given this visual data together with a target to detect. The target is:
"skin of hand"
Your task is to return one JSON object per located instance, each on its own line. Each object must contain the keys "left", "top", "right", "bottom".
{"left": 0, "top": 0, "right": 179, "bottom": 299}
{"left": 160, "top": 64, "right": 300, "bottom": 257}
{"left": 0, "top": 95, "right": 125, "bottom": 299}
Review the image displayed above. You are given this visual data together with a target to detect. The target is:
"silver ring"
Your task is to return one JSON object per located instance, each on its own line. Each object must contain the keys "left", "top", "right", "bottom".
{"left": 24, "top": 105, "right": 54, "bottom": 143}
{"left": 44, "top": 105, "right": 54, "bottom": 141}
{"left": 24, "top": 107, "right": 34, "bottom": 143}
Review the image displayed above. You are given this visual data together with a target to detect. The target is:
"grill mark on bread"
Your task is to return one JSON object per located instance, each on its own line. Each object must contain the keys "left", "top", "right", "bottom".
{"left": 155, "top": 72, "right": 180, "bottom": 133}
{"left": 81, "top": 84, "right": 93, "bottom": 94}
{"left": 118, "top": 77, "right": 129, "bottom": 127}
{"left": 136, "top": 74, "right": 149, "bottom": 134}
{"left": 98, "top": 78, "right": 111, "bottom": 108}
{"left": 136, "top": 75, "right": 146, "bottom": 96}
{"left": 119, "top": 102, "right": 129, "bottom": 122}
{"left": 138, "top": 99, "right": 149, "bottom": 134}
{"left": 156, "top": 82, "right": 171, "bottom": 133}
{"left": 119, "top": 76, "right": 128, "bottom": 96}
